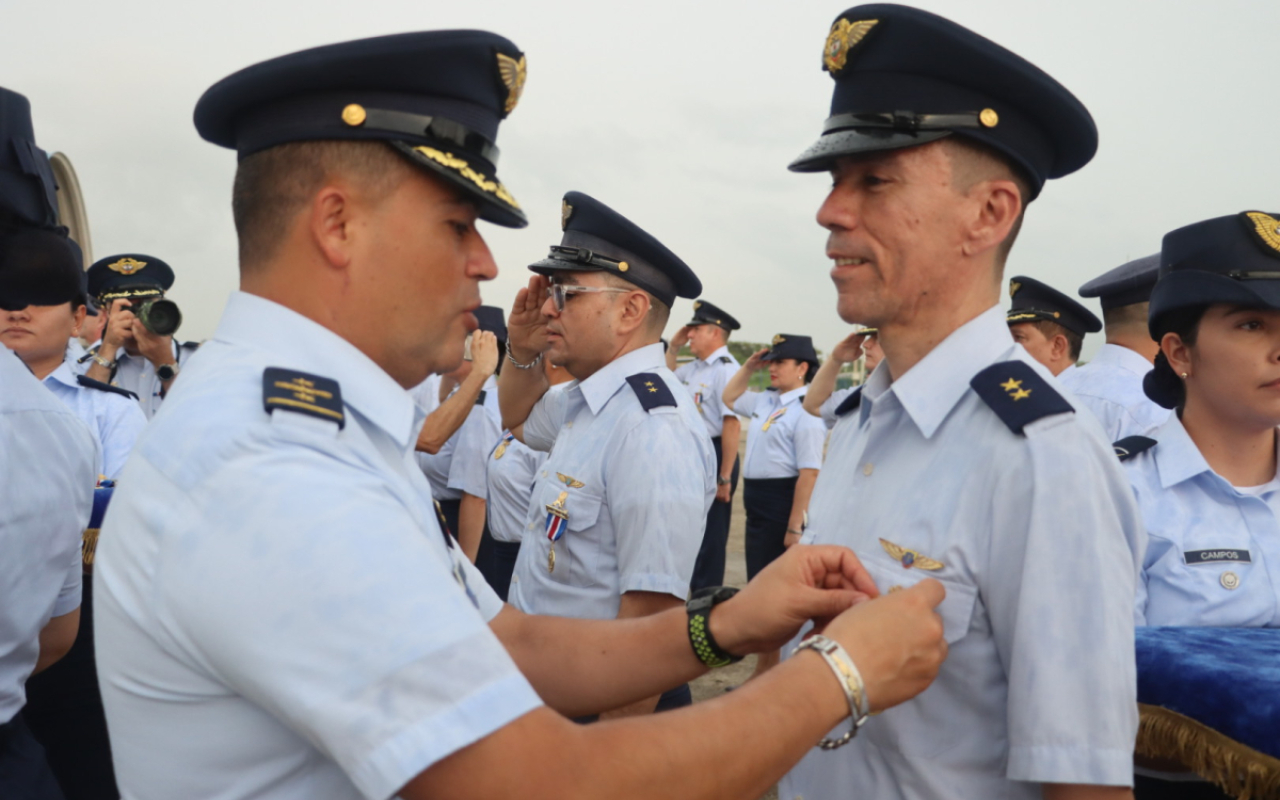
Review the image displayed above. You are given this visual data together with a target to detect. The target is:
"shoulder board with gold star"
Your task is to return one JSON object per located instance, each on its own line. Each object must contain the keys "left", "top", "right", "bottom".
{"left": 1113, "top": 435, "right": 1157, "bottom": 461}
{"left": 969, "top": 361, "right": 1072, "bottom": 434}
{"left": 475, "top": 390, "right": 487, "bottom": 406}
{"left": 262, "top": 367, "right": 345, "bottom": 429}
{"left": 718, "top": 356, "right": 735, "bottom": 365}
{"left": 834, "top": 386, "right": 863, "bottom": 417}
{"left": 625, "top": 372, "right": 677, "bottom": 412}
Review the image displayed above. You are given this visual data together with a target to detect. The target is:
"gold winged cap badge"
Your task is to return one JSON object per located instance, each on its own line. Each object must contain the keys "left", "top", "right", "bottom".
{"left": 108, "top": 257, "right": 147, "bottom": 275}
{"left": 496, "top": 52, "right": 527, "bottom": 115}
{"left": 1009, "top": 280, "right": 1022, "bottom": 298}
{"left": 823, "top": 19, "right": 878, "bottom": 75}
{"left": 879, "top": 538, "right": 944, "bottom": 570}
{"left": 1244, "top": 211, "right": 1280, "bottom": 253}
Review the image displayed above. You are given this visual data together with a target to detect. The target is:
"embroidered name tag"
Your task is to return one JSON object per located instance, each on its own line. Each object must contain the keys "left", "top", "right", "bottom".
{"left": 1184, "top": 549, "right": 1251, "bottom": 565}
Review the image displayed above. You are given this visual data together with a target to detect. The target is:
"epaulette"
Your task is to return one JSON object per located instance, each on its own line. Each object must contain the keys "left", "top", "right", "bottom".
{"left": 76, "top": 374, "right": 139, "bottom": 400}
{"left": 475, "top": 390, "right": 487, "bottom": 406}
{"left": 625, "top": 373, "right": 677, "bottom": 412}
{"left": 835, "top": 386, "right": 863, "bottom": 417}
{"left": 1113, "top": 435, "right": 1157, "bottom": 461}
{"left": 262, "top": 367, "right": 345, "bottom": 429}
{"left": 718, "top": 356, "right": 735, "bottom": 365}
{"left": 180, "top": 340, "right": 201, "bottom": 350}
{"left": 969, "top": 361, "right": 1073, "bottom": 435}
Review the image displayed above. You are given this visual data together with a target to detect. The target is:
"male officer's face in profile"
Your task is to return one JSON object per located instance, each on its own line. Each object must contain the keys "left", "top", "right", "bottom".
{"left": 687, "top": 323, "right": 723, "bottom": 360}
{"left": 357, "top": 168, "right": 498, "bottom": 384}
{"left": 539, "top": 271, "right": 628, "bottom": 378}
{"left": 817, "top": 142, "right": 980, "bottom": 329}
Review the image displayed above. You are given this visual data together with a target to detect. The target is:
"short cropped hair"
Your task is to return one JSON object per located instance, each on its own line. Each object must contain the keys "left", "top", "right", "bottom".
{"left": 232, "top": 140, "right": 410, "bottom": 270}
{"left": 1029, "top": 318, "right": 1083, "bottom": 361}
{"left": 1102, "top": 301, "right": 1149, "bottom": 331}
{"left": 601, "top": 272, "right": 670, "bottom": 334}
{"left": 941, "top": 137, "right": 1033, "bottom": 268}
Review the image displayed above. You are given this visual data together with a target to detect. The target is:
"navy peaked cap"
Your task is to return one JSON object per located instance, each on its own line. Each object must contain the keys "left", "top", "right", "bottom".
{"left": 762, "top": 333, "right": 819, "bottom": 365}
{"left": 87, "top": 253, "right": 175, "bottom": 303}
{"left": 194, "top": 31, "right": 529, "bottom": 228}
{"left": 0, "top": 87, "right": 59, "bottom": 232}
{"left": 1149, "top": 212, "right": 1280, "bottom": 337}
{"left": 688, "top": 299, "right": 740, "bottom": 331}
{"left": 474, "top": 305, "right": 507, "bottom": 341}
{"left": 0, "top": 229, "right": 85, "bottom": 311}
{"left": 790, "top": 4, "right": 1097, "bottom": 199}
{"left": 529, "top": 191, "right": 700, "bottom": 307}
{"left": 1007, "top": 275, "right": 1101, "bottom": 336}
{"left": 1079, "top": 253, "right": 1160, "bottom": 311}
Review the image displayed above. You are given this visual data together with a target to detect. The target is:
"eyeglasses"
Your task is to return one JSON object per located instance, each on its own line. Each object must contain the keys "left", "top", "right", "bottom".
{"left": 545, "top": 283, "right": 630, "bottom": 312}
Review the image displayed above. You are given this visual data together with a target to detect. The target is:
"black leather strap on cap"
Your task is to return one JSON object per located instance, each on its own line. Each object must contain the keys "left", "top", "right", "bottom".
{"left": 361, "top": 107, "right": 501, "bottom": 165}
{"left": 823, "top": 109, "right": 990, "bottom": 134}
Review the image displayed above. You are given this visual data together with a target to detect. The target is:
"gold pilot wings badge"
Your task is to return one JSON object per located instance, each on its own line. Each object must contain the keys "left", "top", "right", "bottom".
{"left": 1244, "top": 211, "right": 1280, "bottom": 253}
{"left": 880, "top": 538, "right": 944, "bottom": 570}
{"left": 556, "top": 473, "right": 585, "bottom": 489}
{"left": 108, "top": 257, "right": 147, "bottom": 275}
{"left": 823, "top": 18, "right": 878, "bottom": 76}
{"left": 496, "top": 52, "right": 527, "bottom": 115}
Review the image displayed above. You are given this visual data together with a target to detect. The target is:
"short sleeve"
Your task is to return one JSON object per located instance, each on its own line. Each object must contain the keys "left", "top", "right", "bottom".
{"left": 605, "top": 419, "right": 710, "bottom": 600}
{"left": 820, "top": 388, "right": 853, "bottom": 430}
{"left": 448, "top": 405, "right": 503, "bottom": 497}
{"left": 522, "top": 387, "right": 569, "bottom": 452}
{"left": 731, "top": 390, "right": 762, "bottom": 417}
{"left": 169, "top": 443, "right": 542, "bottom": 800}
{"left": 51, "top": 546, "right": 84, "bottom": 616}
{"left": 793, "top": 411, "right": 827, "bottom": 471}
{"left": 706, "top": 365, "right": 735, "bottom": 421}
{"left": 100, "top": 396, "right": 148, "bottom": 479}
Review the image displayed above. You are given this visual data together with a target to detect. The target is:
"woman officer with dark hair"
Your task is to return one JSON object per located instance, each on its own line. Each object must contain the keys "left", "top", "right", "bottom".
{"left": 722, "top": 334, "right": 826, "bottom": 677}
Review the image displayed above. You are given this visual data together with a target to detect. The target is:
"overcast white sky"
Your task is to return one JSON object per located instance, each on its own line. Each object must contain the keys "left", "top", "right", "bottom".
{"left": 4, "top": 0, "right": 1276, "bottom": 359}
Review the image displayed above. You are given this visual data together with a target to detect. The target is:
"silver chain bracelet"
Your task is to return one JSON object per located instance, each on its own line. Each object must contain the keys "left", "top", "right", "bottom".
{"left": 792, "top": 633, "right": 871, "bottom": 749}
{"left": 505, "top": 349, "right": 543, "bottom": 370}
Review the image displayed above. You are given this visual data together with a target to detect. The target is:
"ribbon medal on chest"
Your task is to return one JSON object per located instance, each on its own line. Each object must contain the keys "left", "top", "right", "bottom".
{"left": 761, "top": 406, "right": 788, "bottom": 432}
{"left": 545, "top": 491, "right": 569, "bottom": 572}
{"left": 493, "top": 431, "right": 516, "bottom": 460}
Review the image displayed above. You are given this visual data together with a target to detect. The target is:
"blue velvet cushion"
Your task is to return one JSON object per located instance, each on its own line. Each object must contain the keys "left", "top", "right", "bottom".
{"left": 1137, "top": 626, "right": 1280, "bottom": 759}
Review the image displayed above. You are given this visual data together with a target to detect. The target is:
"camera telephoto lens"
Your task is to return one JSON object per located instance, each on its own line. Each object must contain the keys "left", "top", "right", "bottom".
{"left": 136, "top": 297, "right": 182, "bottom": 336}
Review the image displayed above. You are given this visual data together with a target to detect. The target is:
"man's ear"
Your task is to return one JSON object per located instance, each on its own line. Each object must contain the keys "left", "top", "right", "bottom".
{"left": 73, "top": 304, "right": 88, "bottom": 330}
{"left": 962, "top": 179, "right": 1021, "bottom": 258}
{"left": 1052, "top": 332, "right": 1071, "bottom": 362}
{"left": 309, "top": 184, "right": 356, "bottom": 271}
{"left": 617, "top": 290, "right": 652, "bottom": 334}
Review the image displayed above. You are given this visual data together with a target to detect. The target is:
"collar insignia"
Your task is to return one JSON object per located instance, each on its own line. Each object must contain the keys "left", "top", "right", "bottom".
{"left": 108, "top": 257, "right": 147, "bottom": 275}
{"left": 556, "top": 472, "right": 585, "bottom": 489}
{"left": 772, "top": 334, "right": 786, "bottom": 345}
{"left": 823, "top": 18, "right": 878, "bottom": 76}
{"left": 561, "top": 199, "right": 573, "bottom": 231}
{"left": 1009, "top": 280, "right": 1022, "bottom": 298}
{"left": 880, "top": 538, "right": 944, "bottom": 570}
{"left": 497, "top": 52, "right": 528, "bottom": 115}
{"left": 1244, "top": 211, "right": 1280, "bottom": 254}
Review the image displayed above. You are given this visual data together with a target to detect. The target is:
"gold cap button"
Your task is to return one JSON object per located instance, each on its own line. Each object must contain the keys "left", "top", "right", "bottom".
{"left": 979, "top": 108, "right": 999, "bottom": 128}
{"left": 618, "top": 261, "right": 629, "bottom": 272}
{"left": 341, "top": 104, "right": 367, "bottom": 127}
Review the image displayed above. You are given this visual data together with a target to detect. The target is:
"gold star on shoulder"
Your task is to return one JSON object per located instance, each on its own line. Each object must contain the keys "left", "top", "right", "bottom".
{"left": 1011, "top": 388, "right": 1032, "bottom": 401}
{"left": 1000, "top": 378, "right": 1022, "bottom": 392}
{"left": 644, "top": 381, "right": 658, "bottom": 393}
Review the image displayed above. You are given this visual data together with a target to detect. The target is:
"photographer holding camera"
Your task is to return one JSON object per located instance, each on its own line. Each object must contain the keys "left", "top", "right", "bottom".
{"left": 82, "top": 253, "right": 198, "bottom": 418}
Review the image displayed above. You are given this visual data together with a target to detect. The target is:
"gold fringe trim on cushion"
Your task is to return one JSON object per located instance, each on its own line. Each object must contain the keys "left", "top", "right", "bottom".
{"left": 1137, "top": 703, "right": 1280, "bottom": 800}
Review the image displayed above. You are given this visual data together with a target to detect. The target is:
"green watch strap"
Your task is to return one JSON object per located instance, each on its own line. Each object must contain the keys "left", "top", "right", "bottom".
{"left": 686, "top": 586, "right": 742, "bottom": 668}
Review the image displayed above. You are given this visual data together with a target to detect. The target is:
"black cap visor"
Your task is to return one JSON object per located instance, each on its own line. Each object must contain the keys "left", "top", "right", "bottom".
{"left": 389, "top": 141, "right": 526, "bottom": 229}
{"left": 1149, "top": 271, "right": 1280, "bottom": 338}
{"left": 789, "top": 127, "right": 952, "bottom": 173}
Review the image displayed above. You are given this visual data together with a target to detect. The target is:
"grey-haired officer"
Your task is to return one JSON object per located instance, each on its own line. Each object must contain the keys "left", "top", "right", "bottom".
{"left": 0, "top": 85, "right": 98, "bottom": 800}
{"left": 500, "top": 191, "right": 716, "bottom": 716}
{"left": 92, "top": 32, "right": 947, "bottom": 800}
{"left": 1059, "top": 255, "right": 1171, "bottom": 439}
{"left": 1006, "top": 275, "right": 1102, "bottom": 378}
{"left": 82, "top": 254, "right": 198, "bottom": 418}
{"left": 783, "top": 5, "right": 1144, "bottom": 800}
{"left": 666, "top": 299, "right": 742, "bottom": 590}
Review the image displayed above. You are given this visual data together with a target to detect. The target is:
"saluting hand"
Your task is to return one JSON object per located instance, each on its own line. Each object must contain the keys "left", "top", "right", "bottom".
{"left": 830, "top": 331, "right": 868, "bottom": 364}
{"left": 670, "top": 325, "right": 693, "bottom": 351}
{"left": 506, "top": 275, "right": 549, "bottom": 364}
{"left": 744, "top": 347, "right": 770, "bottom": 371}
{"left": 470, "top": 330, "right": 499, "bottom": 378}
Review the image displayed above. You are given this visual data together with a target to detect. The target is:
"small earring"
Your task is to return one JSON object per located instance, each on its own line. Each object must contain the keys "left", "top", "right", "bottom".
{"left": 1180, "top": 372, "right": 1189, "bottom": 379}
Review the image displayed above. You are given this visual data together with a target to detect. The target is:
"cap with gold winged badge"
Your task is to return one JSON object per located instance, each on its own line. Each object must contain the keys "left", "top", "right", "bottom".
{"left": 1149, "top": 211, "right": 1280, "bottom": 338}
{"left": 1006, "top": 275, "right": 1101, "bottom": 337}
{"left": 791, "top": 4, "right": 1097, "bottom": 200}
{"left": 686, "top": 299, "right": 740, "bottom": 332}
{"left": 87, "top": 253, "right": 175, "bottom": 305}
{"left": 193, "top": 31, "right": 528, "bottom": 228}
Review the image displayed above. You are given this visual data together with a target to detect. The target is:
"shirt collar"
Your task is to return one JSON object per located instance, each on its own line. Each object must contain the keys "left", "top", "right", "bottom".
{"left": 43, "top": 359, "right": 79, "bottom": 389}
{"left": 778, "top": 386, "right": 808, "bottom": 405}
{"left": 213, "top": 292, "right": 422, "bottom": 449}
{"left": 1090, "top": 343, "right": 1154, "bottom": 378}
{"left": 578, "top": 342, "right": 666, "bottom": 415}
{"left": 1152, "top": 414, "right": 1216, "bottom": 489}
{"left": 883, "top": 305, "right": 1015, "bottom": 438}
{"left": 701, "top": 345, "right": 731, "bottom": 365}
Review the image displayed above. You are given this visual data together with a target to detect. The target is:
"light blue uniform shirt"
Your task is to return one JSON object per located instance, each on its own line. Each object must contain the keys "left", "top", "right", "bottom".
{"left": 0, "top": 350, "right": 96, "bottom": 724}
{"left": 1128, "top": 414, "right": 1280, "bottom": 627}
{"left": 818, "top": 386, "right": 857, "bottom": 430}
{"left": 43, "top": 359, "right": 147, "bottom": 479}
{"left": 1058, "top": 343, "right": 1170, "bottom": 440}
{"left": 781, "top": 306, "right": 1144, "bottom": 800}
{"left": 76, "top": 339, "right": 200, "bottom": 419}
{"left": 416, "top": 375, "right": 501, "bottom": 500}
{"left": 93, "top": 292, "right": 541, "bottom": 800}
{"left": 732, "top": 386, "right": 825, "bottom": 479}
{"left": 673, "top": 345, "right": 739, "bottom": 438}
{"left": 508, "top": 343, "right": 715, "bottom": 619}
{"left": 485, "top": 431, "right": 549, "bottom": 544}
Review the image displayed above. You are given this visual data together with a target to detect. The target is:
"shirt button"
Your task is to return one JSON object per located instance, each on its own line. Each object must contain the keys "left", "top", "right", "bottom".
{"left": 1221, "top": 571, "right": 1240, "bottom": 590}
{"left": 862, "top": 463, "right": 874, "bottom": 476}
{"left": 542, "top": 471, "right": 548, "bottom": 477}
{"left": 565, "top": 421, "right": 573, "bottom": 428}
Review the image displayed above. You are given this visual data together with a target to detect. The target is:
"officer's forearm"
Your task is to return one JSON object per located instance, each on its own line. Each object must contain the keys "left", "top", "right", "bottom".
{"left": 598, "top": 591, "right": 684, "bottom": 719}
{"left": 804, "top": 358, "right": 843, "bottom": 416}
{"left": 35, "top": 608, "right": 80, "bottom": 674}
{"left": 664, "top": 347, "right": 678, "bottom": 372}
{"left": 788, "top": 468, "right": 818, "bottom": 532}
{"left": 498, "top": 363, "right": 548, "bottom": 434}
{"left": 457, "top": 494, "right": 486, "bottom": 563}
{"left": 1042, "top": 785, "right": 1133, "bottom": 800}
{"left": 84, "top": 341, "right": 117, "bottom": 383}
{"left": 417, "top": 377, "right": 485, "bottom": 454}
{"left": 721, "top": 365, "right": 752, "bottom": 410}
{"left": 719, "top": 417, "right": 740, "bottom": 478}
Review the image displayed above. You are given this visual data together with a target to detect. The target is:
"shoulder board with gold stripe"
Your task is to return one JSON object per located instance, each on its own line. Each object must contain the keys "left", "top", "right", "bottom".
{"left": 262, "top": 367, "right": 344, "bottom": 429}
